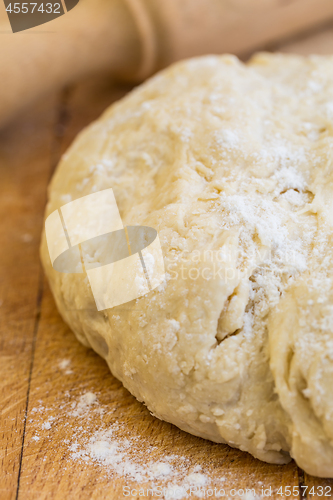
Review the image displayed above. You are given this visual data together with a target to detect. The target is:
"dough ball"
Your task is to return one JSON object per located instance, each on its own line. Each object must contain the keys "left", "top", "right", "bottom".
{"left": 41, "top": 53, "right": 333, "bottom": 476}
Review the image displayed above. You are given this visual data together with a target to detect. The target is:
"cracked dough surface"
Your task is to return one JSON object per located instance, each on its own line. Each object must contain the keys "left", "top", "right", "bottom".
{"left": 41, "top": 53, "right": 333, "bottom": 477}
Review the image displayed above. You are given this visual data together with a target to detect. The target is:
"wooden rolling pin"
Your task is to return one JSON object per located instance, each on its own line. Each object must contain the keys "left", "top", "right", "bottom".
{"left": 1, "top": 0, "right": 333, "bottom": 127}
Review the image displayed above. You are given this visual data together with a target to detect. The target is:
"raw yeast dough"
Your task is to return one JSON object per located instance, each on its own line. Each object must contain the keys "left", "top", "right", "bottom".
{"left": 41, "top": 54, "right": 333, "bottom": 477}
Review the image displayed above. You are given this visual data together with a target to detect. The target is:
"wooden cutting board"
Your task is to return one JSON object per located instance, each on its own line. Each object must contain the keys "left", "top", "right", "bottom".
{"left": 1, "top": 25, "right": 333, "bottom": 500}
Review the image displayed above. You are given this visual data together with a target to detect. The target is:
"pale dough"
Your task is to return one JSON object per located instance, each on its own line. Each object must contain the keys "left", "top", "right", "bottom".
{"left": 41, "top": 53, "right": 333, "bottom": 477}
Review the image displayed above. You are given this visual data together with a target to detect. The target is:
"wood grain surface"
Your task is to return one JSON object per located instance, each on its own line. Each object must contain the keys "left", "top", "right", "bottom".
{"left": 1, "top": 23, "right": 333, "bottom": 500}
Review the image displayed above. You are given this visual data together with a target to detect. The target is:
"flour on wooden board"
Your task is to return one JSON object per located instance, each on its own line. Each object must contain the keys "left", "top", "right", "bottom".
{"left": 28, "top": 390, "right": 265, "bottom": 499}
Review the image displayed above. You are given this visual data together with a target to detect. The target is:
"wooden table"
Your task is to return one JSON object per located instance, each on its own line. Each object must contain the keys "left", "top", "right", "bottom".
{"left": 1, "top": 23, "right": 333, "bottom": 500}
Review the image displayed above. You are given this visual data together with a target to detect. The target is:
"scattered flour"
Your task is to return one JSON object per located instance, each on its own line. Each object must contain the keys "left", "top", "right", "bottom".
{"left": 58, "top": 358, "right": 73, "bottom": 375}
{"left": 69, "top": 391, "right": 104, "bottom": 417}
{"left": 28, "top": 391, "right": 245, "bottom": 499}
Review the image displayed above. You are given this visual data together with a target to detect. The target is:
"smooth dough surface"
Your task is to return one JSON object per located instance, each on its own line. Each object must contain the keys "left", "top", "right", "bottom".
{"left": 41, "top": 53, "right": 333, "bottom": 477}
